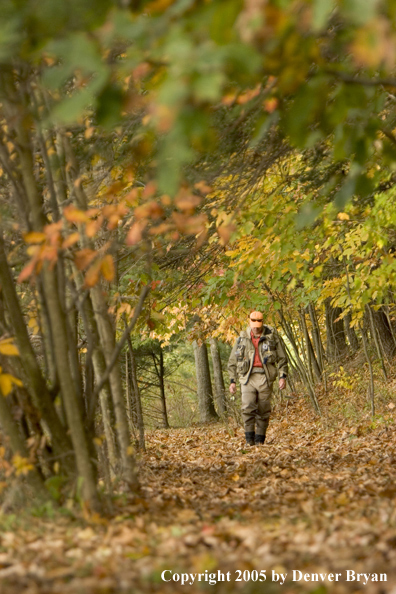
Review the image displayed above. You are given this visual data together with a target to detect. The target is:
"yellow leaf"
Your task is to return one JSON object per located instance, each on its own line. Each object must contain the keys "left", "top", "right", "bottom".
{"left": 337, "top": 212, "right": 350, "bottom": 221}
{"left": 101, "top": 255, "right": 115, "bottom": 282}
{"left": 12, "top": 454, "right": 34, "bottom": 476}
{"left": 0, "top": 374, "right": 12, "bottom": 396}
{"left": 0, "top": 372, "right": 23, "bottom": 396}
{"left": 0, "top": 340, "right": 19, "bottom": 356}
{"left": 63, "top": 205, "right": 89, "bottom": 223}
{"left": 23, "top": 232, "right": 46, "bottom": 244}
{"left": 84, "top": 262, "right": 101, "bottom": 288}
{"left": 74, "top": 248, "right": 97, "bottom": 270}
{"left": 62, "top": 232, "right": 80, "bottom": 249}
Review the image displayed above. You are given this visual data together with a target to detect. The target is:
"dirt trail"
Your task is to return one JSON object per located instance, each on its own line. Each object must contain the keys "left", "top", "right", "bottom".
{"left": 1, "top": 398, "right": 396, "bottom": 593}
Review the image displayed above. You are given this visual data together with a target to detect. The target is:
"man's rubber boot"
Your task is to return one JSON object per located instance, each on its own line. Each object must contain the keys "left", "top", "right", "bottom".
{"left": 255, "top": 434, "right": 266, "bottom": 445}
{"left": 245, "top": 431, "right": 255, "bottom": 446}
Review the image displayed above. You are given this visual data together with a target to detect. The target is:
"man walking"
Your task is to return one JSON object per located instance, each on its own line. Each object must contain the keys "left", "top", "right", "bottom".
{"left": 228, "top": 311, "right": 288, "bottom": 446}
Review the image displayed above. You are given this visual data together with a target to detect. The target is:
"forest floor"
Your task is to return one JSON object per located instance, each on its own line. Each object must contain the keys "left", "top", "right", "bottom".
{"left": 0, "top": 391, "right": 396, "bottom": 594}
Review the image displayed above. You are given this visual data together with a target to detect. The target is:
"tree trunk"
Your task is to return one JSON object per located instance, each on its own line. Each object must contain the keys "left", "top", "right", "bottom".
{"left": 308, "top": 303, "right": 325, "bottom": 369}
{"left": 61, "top": 262, "right": 84, "bottom": 408}
{"left": 35, "top": 277, "right": 58, "bottom": 390}
{"left": 41, "top": 264, "right": 100, "bottom": 509}
{"left": 367, "top": 306, "right": 387, "bottom": 380}
{"left": 158, "top": 347, "right": 170, "bottom": 429}
{"left": 90, "top": 285, "right": 137, "bottom": 480}
{"left": 0, "top": 231, "right": 75, "bottom": 474}
{"left": 0, "top": 388, "right": 48, "bottom": 499}
{"left": 125, "top": 351, "right": 135, "bottom": 436}
{"left": 72, "top": 269, "right": 118, "bottom": 476}
{"left": 209, "top": 338, "right": 227, "bottom": 415}
{"left": 300, "top": 309, "right": 322, "bottom": 381}
{"left": 370, "top": 306, "right": 395, "bottom": 359}
{"left": 61, "top": 133, "right": 137, "bottom": 485}
{"left": 361, "top": 323, "right": 375, "bottom": 417}
{"left": 13, "top": 117, "right": 100, "bottom": 508}
{"left": 344, "top": 311, "right": 359, "bottom": 352}
{"left": 193, "top": 341, "right": 218, "bottom": 422}
{"left": 278, "top": 312, "right": 321, "bottom": 415}
{"left": 125, "top": 350, "right": 139, "bottom": 435}
{"left": 324, "top": 299, "right": 347, "bottom": 362}
{"left": 127, "top": 341, "right": 145, "bottom": 451}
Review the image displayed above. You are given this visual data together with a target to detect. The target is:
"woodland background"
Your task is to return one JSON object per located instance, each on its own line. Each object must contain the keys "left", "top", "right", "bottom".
{"left": 1, "top": 0, "right": 396, "bottom": 592}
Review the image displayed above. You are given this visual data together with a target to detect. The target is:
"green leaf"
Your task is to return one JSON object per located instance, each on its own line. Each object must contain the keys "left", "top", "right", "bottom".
{"left": 0, "top": 19, "right": 20, "bottom": 63}
{"left": 340, "top": 0, "right": 379, "bottom": 25}
{"left": 51, "top": 87, "right": 95, "bottom": 124}
{"left": 334, "top": 177, "right": 356, "bottom": 210}
{"left": 312, "top": 0, "right": 336, "bottom": 31}
{"left": 295, "top": 202, "right": 323, "bottom": 230}
{"left": 208, "top": 0, "right": 243, "bottom": 45}
{"left": 43, "top": 32, "right": 107, "bottom": 89}
{"left": 192, "top": 72, "right": 225, "bottom": 102}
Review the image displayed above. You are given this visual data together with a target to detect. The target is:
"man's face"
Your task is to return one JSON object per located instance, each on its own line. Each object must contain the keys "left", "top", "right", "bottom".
{"left": 249, "top": 311, "right": 264, "bottom": 336}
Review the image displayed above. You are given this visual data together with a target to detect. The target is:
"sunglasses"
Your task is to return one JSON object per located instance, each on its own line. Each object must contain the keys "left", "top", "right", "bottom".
{"left": 250, "top": 318, "right": 263, "bottom": 322}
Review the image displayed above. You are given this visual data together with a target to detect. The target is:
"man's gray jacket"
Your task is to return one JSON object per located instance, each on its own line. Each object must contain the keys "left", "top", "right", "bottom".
{"left": 228, "top": 325, "right": 288, "bottom": 386}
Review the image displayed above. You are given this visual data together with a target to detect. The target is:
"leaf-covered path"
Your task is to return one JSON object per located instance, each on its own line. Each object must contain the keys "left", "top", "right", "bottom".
{"left": 1, "top": 398, "right": 396, "bottom": 594}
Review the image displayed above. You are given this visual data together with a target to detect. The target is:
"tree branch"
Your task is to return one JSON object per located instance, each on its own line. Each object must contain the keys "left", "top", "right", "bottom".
{"left": 92, "top": 283, "right": 151, "bottom": 399}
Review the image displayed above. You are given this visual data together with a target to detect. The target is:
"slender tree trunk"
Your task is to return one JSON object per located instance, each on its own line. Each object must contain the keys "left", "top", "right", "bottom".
{"left": 127, "top": 341, "right": 145, "bottom": 451}
{"left": 370, "top": 306, "right": 395, "bottom": 359}
{"left": 193, "top": 341, "right": 218, "bottom": 422}
{"left": 367, "top": 305, "right": 387, "bottom": 380}
{"left": 209, "top": 338, "right": 227, "bottom": 415}
{"left": 0, "top": 231, "right": 74, "bottom": 473}
{"left": 361, "top": 324, "right": 375, "bottom": 417}
{"left": 71, "top": 268, "right": 118, "bottom": 474}
{"left": 90, "top": 285, "right": 137, "bottom": 479}
{"left": 95, "top": 354, "right": 118, "bottom": 479}
{"left": 0, "top": 389, "right": 48, "bottom": 499}
{"left": 384, "top": 306, "right": 396, "bottom": 352}
{"left": 158, "top": 347, "right": 170, "bottom": 429}
{"left": 278, "top": 312, "right": 321, "bottom": 415}
{"left": 61, "top": 132, "right": 137, "bottom": 484}
{"left": 125, "top": 351, "right": 139, "bottom": 434}
{"left": 35, "top": 278, "right": 58, "bottom": 390}
{"left": 308, "top": 303, "right": 325, "bottom": 370}
{"left": 344, "top": 311, "right": 359, "bottom": 352}
{"left": 125, "top": 351, "right": 134, "bottom": 436}
{"left": 307, "top": 304, "right": 327, "bottom": 393}
{"left": 41, "top": 264, "right": 100, "bottom": 508}
{"left": 61, "top": 262, "right": 84, "bottom": 408}
{"left": 13, "top": 117, "right": 100, "bottom": 508}
{"left": 324, "top": 299, "right": 347, "bottom": 362}
{"left": 300, "top": 309, "right": 322, "bottom": 381}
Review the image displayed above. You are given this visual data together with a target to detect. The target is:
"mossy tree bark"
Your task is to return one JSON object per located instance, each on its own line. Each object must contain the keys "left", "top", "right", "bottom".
{"left": 193, "top": 341, "right": 218, "bottom": 422}
{"left": 209, "top": 338, "right": 227, "bottom": 416}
